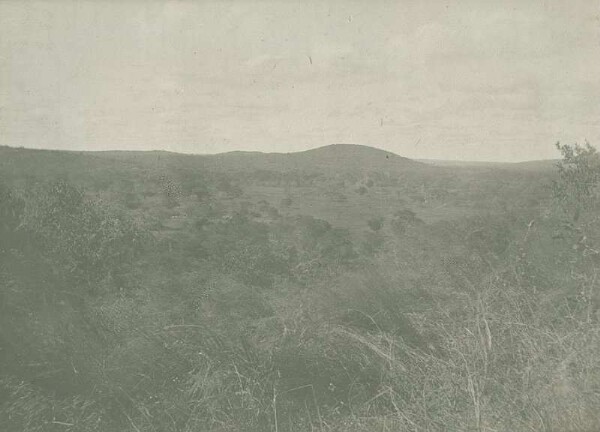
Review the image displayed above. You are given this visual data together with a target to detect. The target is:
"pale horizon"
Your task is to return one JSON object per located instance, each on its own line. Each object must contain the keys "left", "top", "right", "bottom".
{"left": 1, "top": 0, "right": 599, "bottom": 162}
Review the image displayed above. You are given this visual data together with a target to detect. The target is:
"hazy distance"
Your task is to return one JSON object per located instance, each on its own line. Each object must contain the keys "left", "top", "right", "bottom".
{"left": 1, "top": 0, "right": 599, "bottom": 162}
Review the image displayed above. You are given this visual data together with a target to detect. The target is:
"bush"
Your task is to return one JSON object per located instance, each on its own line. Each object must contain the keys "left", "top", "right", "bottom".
{"left": 367, "top": 216, "right": 384, "bottom": 232}
{"left": 20, "top": 181, "right": 144, "bottom": 289}
{"left": 390, "top": 208, "right": 423, "bottom": 234}
{"left": 553, "top": 141, "right": 600, "bottom": 220}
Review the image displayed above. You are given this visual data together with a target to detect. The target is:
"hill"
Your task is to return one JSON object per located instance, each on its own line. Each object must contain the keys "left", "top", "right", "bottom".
{"left": 200, "top": 144, "right": 426, "bottom": 174}
{"left": 87, "top": 143, "right": 427, "bottom": 177}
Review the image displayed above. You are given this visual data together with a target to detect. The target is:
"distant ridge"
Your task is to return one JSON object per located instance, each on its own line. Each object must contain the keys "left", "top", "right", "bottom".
{"left": 0, "top": 144, "right": 556, "bottom": 181}
{"left": 418, "top": 158, "right": 558, "bottom": 170}
{"left": 200, "top": 143, "right": 426, "bottom": 174}
{"left": 0, "top": 143, "right": 429, "bottom": 183}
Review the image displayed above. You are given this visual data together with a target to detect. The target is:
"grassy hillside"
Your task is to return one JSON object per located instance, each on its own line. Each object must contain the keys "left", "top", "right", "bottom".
{"left": 1, "top": 143, "right": 598, "bottom": 432}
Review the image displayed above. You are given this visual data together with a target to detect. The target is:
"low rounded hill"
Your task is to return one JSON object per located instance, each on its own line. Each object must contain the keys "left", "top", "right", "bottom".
{"left": 201, "top": 144, "right": 426, "bottom": 175}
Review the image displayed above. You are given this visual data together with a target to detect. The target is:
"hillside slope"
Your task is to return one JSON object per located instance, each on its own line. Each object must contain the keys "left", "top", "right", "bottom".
{"left": 200, "top": 144, "right": 425, "bottom": 174}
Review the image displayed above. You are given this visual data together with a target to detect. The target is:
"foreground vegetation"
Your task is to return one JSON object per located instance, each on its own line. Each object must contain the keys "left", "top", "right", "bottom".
{"left": 1, "top": 143, "right": 599, "bottom": 431}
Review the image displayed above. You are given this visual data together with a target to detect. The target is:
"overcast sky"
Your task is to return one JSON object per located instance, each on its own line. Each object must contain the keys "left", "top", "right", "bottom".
{"left": 1, "top": 0, "right": 599, "bottom": 161}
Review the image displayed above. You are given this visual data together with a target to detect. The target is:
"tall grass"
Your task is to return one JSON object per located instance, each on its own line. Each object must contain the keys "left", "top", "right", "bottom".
{"left": 2, "top": 150, "right": 600, "bottom": 431}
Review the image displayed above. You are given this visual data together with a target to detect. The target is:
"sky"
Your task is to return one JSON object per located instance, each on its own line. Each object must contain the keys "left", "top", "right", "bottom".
{"left": 1, "top": 0, "right": 599, "bottom": 162}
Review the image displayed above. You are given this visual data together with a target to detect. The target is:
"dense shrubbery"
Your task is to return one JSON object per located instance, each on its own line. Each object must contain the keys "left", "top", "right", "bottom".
{"left": 20, "top": 181, "right": 144, "bottom": 288}
{"left": 1, "top": 144, "right": 600, "bottom": 431}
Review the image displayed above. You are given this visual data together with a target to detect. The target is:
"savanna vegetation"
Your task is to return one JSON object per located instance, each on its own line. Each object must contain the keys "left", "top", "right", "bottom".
{"left": 1, "top": 143, "right": 599, "bottom": 431}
